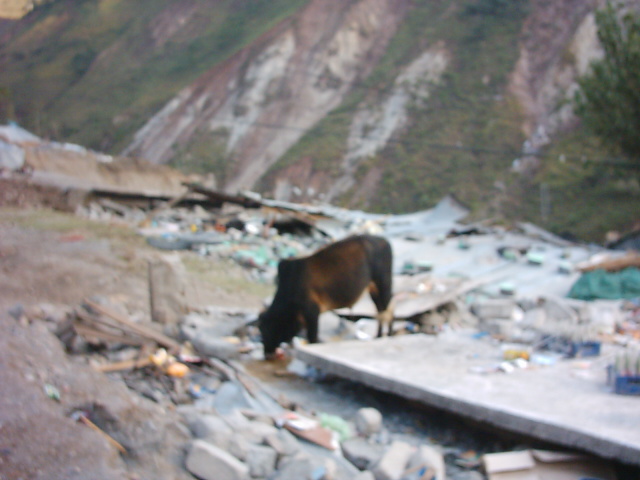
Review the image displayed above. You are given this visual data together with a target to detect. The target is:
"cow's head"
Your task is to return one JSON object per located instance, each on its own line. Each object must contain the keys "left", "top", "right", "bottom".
{"left": 258, "top": 300, "right": 303, "bottom": 360}
{"left": 258, "top": 309, "right": 281, "bottom": 360}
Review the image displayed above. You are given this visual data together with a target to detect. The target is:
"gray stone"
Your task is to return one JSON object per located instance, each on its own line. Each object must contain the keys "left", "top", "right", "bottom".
{"left": 213, "top": 382, "right": 263, "bottom": 416}
{"left": 341, "top": 437, "right": 385, "bottom": 470}
{"left": 273, "top": 454, "right": 336, "bottom": 480}
{"left": 224, "top": 409, "right": 253, "bottom": 430}
{"left": 265, "top": 429, "right": 301, "bottom": 457}
{"left": 185, "top": 439, "right": 249, "bottom": 480}
{"left": 190, "top": 414, "right": 233, "bottom": 449}
{"left": 354, "top": 407, "right": 383, "bottom": 437}
{"left": 246, "top": 444, "right": 278, "bottom": 478}
{"left": 240, "top": 420, "right": 279, "bottom": 445}
{"left": 354, "top": 472, "right": 376, "bottom": 480}
{"left": 406, "top": 445, "right": 445, "bottom": 480}
{"left": 371, "top": 441, "right": 414, "bottom": 480}
{"left": 189, "top": 335, "right": 243, "bottom": 361}
{"left": 228, "top": 432, "right": 251, "bottom": 461}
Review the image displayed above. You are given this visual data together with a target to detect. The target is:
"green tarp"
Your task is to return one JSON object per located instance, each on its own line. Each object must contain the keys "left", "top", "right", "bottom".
{"left": 568, "top": 267, "right": 640, "bottom": 301}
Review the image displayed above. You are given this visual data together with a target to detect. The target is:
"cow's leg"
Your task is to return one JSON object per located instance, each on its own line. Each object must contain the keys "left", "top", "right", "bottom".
{"left": 376, "top": 304, "right": 395, "bottom": 337}
{"left": 303, "top": 303, "right": 321, "bottom": 344}
{"left": 370, "top": 280, "right": 394, "bottom": 337}
{"left": 368, "top": 241, "right": 394, "bottom": 336}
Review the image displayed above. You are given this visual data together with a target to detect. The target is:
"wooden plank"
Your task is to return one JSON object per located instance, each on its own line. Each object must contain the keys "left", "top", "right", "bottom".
{"left": 75, "top": 309, "right": 145, "bottom": 338}
{"left": 84, "top": 299, "right": 182, "bottom": 351}
{"left": 73, "top": 323, "right": 145, "bottom": 346}
{"left": 579, "top": 253, "right": 640, "bottom": 272}
{"left": 94, "top": 357, "right": 153, "bottom": 373}
{"left": 283, "top": 421, "right": 336, "bottom": 450}
{"left": 185, "top": 183, "right": 262, "bottom": 209}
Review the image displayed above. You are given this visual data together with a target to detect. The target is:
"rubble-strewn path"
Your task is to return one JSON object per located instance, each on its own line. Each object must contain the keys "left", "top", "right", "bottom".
{"left": 2, "top": 205, "right": 639, "bottom": 480}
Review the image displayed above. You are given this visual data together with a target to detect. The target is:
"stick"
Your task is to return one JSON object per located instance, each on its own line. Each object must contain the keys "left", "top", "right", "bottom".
{"left": 93, "top": 357, "right": 153, "bottom": 373}
{"left": 79, "top": 415, "right": 127, "bottom": 454}
{"left": 84, "top": 299, "right": 181, "bottom": 352}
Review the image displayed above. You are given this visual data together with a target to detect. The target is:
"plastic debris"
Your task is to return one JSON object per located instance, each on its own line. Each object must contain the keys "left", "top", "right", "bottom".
{"left": 166, "top": 362, "right": 190, "bottom": 378}
{"left": 44, "top": 383, "right": 60, "bottom": 401}
{"left": 319, "top": 413, "right": 352, "bottom": 441}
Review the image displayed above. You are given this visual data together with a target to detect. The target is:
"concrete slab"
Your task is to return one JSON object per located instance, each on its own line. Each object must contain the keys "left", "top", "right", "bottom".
{"left": 294, "top": 332, "right": 640, "bottom": 466}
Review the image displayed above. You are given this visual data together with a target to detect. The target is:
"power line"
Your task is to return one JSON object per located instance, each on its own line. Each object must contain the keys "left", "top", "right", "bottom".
{"left": 212, "top": 115, "right": 639, "bottom": 169}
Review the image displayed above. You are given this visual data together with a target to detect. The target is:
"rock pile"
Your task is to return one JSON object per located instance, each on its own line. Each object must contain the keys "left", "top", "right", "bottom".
{"left": 16, "top": 300, "right": 449, "bottom": 480}
{"left": 178, "top": 387, "right": 446, "bottom": 480}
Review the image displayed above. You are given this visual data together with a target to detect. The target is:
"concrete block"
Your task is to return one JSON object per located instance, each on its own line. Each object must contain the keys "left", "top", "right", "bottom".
{"left": 190, "top": 414, "right": 233, "bottom": 449}
{"left": 185, "top": 439, "right": 249, "bottom": 480}
{"left": 341, "top": 437, "right": 385, "bottom": 470}
{"left": 355, "top": 408, "right": 383, "bottom": 437}
{"left": 371, "top": 441, "right": 413, "bottom": 480}
{"left": 246, "top": 444, "right": 278, "bottom": 478}
{"left": 148, "top": 254, "right": 188, "bottom": 325}
{"left": 406, "top": 445, "right": 445, "bottom": 480}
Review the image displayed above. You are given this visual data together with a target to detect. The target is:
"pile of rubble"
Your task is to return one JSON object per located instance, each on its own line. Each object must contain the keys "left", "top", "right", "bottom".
{"left": 10, "top": 298, "right": 456, "bottom": 480}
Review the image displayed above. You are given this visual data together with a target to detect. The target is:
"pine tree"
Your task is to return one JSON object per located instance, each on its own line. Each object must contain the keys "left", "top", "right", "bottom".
{"left": 575, "top": 2, "right": 640, "bottom": 162}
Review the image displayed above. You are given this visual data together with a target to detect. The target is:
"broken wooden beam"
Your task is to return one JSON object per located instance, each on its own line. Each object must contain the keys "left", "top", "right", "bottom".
{"left": 184, "top": 183, "right": 262, "bottom": 209}
{"left": 93, "top": 357, "right": 153, "bottom": 373}
{"left": 83, "top": 299, "right": 182, "bottom": 352}
{"left": 578, "top": 253, "right": 640, "bottom": 273}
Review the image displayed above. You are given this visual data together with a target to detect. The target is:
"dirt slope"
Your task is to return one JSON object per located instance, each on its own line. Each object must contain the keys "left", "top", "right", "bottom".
{"left": 0, "top": 204, "right": 268, "bottom": 479}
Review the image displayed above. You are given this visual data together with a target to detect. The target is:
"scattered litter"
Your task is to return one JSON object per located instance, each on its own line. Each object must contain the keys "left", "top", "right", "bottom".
{"left": 608, "top": 350, "right": 640, "bottom": 395}
{"left": 165, "top": 362, "right": 190, "bottom": 378}
{"left": 70, "top": 410, "right": 127, "bottom": 455}
{"left": 282, "top": 414, "right": 338, "bottom": 450}
{"left": 44, "top": 383, "right": 60, "bottom": 401}
{"left": 319, "top": 413, "right": 352, "bottom": 441}
{"left": 455, "top": 450, "right": 481, "bottom": 468}
{"left": 482, "top": 449, "right": 616, "bottom": 480}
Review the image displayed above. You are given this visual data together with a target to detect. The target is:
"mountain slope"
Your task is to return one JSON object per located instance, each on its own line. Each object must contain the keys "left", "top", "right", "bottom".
{"left": 1, "top": 0, "right": 638, "bottom": 242}
{"left": 0, "top": 0, "right": 309, "bottom": 151}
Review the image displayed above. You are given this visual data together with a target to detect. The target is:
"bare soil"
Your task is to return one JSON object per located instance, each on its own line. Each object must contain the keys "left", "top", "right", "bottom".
{"left": 2, "top": 180, "right": 638, "bottom": 480}
{"left": 0, "top": 183, "right": 269, "bottom": 479}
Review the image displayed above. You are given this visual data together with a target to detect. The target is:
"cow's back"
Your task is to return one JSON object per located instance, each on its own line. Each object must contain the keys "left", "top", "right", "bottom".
{"left": 305, "top": 235, "right": 391, "bottom": 312}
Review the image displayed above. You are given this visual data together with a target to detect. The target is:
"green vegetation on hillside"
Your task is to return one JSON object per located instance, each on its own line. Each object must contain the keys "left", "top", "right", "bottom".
{"left": 504, "top": 128, "right": 640, "bottom": 243}
{"left": 2, "top": 0, "right": 636, "bottom": 243}
{"left": 270, "top": 0, "right": 529, "bottom": 217}
{"left": 0, "top": 0, "right": 309, "bottom": 152}
{"left": 575, "top": 1, "right": 640, "bottom": 163}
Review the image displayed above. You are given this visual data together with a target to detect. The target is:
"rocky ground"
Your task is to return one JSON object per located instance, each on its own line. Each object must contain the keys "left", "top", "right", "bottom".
{"left": 1, "top": 179, "right": 638, "bottom": 480}
{"left": 0, "top": 185, "right": 492, "bottom": 480}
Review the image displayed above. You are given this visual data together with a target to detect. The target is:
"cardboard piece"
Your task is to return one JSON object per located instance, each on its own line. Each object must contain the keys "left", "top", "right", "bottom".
{"left": 278, "top": 414, "right": 338, "bottom": 451}
{"left": 482, "top": 449, "right": 617, "bottom": 480}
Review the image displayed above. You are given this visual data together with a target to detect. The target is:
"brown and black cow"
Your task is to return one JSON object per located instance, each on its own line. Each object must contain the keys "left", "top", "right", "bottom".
{"left": 258, "top": 234, "right": 393, "bottom": 358}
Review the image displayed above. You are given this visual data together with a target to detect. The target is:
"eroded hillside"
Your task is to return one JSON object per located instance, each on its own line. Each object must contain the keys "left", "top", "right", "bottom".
{"left": 126, "top": 0, "right": 608, "bottom": 210}
{"left": 1, "top": 0, "right": 638, "bottom": 242}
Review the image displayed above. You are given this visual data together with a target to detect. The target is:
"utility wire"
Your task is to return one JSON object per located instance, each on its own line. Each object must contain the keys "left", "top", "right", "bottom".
{"left": 214, "top": 115, "right": 639, "bottom": 169}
